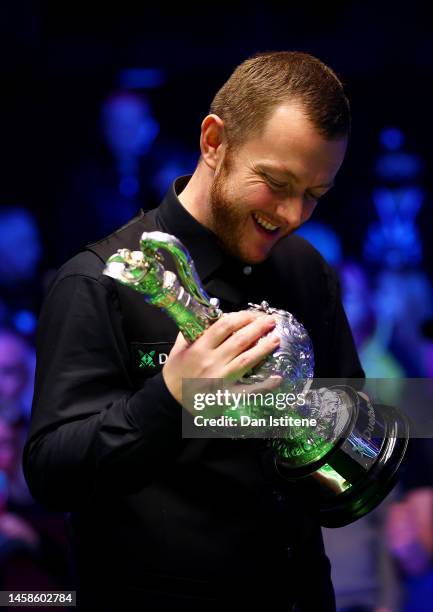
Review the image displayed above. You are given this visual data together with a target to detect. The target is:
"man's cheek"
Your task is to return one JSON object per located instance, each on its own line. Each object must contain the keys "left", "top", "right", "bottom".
{"left": 245, "top": 184, "right": 274, "bottom": 209}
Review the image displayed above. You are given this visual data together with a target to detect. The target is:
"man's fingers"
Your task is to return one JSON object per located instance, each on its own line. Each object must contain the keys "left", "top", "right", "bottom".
{"left": 199, "top": 310, "right": 266, "bottom": 350}
{"left": 216, "top": 314, "right": 277, "bottom": 364}
{"left": 222, "top": 329, "right": 280, "bottom": 380}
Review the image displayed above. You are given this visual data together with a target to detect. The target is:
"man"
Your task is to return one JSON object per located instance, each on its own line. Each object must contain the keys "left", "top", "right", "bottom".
{"left": 23, "top": 51, "right": 364, "bottom": 610}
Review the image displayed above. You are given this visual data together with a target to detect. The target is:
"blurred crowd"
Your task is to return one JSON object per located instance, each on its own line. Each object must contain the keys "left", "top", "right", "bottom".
{"left": 1, "top": 90, "right": 432, "bottom": 611}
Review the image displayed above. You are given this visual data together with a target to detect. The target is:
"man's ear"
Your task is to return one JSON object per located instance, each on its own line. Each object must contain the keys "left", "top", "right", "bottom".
{"left": 200, "top": 114, "right": 225, "bottom": 170}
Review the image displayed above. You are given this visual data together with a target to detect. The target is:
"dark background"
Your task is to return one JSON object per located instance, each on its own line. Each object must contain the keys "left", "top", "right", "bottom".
{"left": 1, "top": 3, "right": 433, "bottom": 608}
{"left": 2, "top": 0, "right": 433, "bottom": 272}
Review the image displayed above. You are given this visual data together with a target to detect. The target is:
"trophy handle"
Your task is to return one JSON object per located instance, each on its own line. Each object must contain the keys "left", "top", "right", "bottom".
{"left": 140, "top": 231, "right": 218, "bottom": 313}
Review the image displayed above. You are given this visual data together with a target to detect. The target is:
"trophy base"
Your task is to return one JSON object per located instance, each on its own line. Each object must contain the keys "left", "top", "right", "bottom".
{"left": 274, "top": 402, "right": 409, "bottom": 527}
{"left": 317, "top": 415, "right": 409, "bottom": 527}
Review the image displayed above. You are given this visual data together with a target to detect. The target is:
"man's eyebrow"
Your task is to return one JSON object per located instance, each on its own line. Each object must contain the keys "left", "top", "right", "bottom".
{"left": 257, "top": 164, "right": 334, "bottom": 189}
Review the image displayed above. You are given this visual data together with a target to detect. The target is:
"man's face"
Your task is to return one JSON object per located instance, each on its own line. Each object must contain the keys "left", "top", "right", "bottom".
{"left": 208, "top": 103, "right": 348, "bottom": 263}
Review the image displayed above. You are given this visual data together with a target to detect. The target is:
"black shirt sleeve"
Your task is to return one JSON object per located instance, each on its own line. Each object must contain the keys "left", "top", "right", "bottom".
{"left": 23, "top": 253, "right": 184, "bottom": 512}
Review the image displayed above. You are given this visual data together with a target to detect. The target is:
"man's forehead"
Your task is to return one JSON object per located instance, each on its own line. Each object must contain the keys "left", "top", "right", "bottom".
{"left": 262, "top": 102, "right": 316, "bottom": 134}
{"left": 239, "top": 107, "right": 343, "bottom": 149}
{"left": 239, "top": 131, "right": 346, "bottom": 182}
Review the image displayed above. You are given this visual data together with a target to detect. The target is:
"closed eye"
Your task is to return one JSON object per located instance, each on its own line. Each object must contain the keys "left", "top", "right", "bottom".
{"left": 307, "top": 186, "right": 333, "bottom": 202}
{"left": 261, "top": 173, "right": 287, "bottom": 190}
{"left": 260, "top": 170, "right": 331, "bottom": 200}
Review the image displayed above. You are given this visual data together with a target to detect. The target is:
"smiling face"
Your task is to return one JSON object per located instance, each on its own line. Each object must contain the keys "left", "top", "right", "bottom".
{"left": 208, "top": 103, "right": 347, "bottom": 263}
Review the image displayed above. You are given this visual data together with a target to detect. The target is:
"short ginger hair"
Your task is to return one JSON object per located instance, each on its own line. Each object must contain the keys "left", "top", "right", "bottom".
{"left": 209, "top": 50, "right": 350, "bottom": 149}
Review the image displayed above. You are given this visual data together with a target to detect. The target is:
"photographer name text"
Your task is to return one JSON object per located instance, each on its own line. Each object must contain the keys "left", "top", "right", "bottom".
{"left": 193, "top": 414, "right": 317, "bottom": 428}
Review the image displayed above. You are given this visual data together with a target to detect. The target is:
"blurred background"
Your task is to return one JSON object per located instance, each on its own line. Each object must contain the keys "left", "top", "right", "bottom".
{"left": 1, "top": 1, "right": 433, "bottom": 610}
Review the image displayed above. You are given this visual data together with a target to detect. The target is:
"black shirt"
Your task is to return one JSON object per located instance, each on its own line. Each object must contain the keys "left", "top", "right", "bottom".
{"left": 23, "top": 175, "right": 364, "bottom": 610}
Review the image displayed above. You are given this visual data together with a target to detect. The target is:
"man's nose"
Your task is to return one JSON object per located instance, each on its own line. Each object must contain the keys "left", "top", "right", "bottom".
{"left": 276, "top": 196, "right": 305, "bottom": 231}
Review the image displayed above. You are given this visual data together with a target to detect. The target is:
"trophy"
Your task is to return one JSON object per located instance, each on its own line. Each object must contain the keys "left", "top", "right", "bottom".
{"left": 103, "top": 231, "right": 409, "bottom": 527}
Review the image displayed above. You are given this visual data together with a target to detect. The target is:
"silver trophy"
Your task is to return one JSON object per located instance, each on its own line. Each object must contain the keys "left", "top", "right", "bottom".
{"left": 103, "top": 231, "right": 409, "bottom": 526}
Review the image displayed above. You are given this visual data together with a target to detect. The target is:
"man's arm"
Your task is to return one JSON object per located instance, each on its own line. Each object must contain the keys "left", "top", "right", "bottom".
{"left": 23, "top": 267, "right": 183, "bottom": 512}
{"left": 23, "top": 254, "right": 280, "bottom": 513}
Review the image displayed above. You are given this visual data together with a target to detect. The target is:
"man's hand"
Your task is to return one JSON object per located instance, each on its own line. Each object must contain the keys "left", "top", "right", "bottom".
{"left": 162, "top": 310, "right": 281, "bottom": 408}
